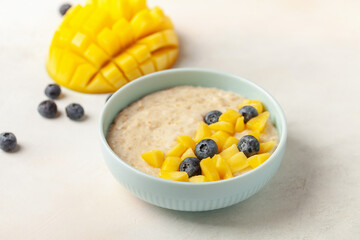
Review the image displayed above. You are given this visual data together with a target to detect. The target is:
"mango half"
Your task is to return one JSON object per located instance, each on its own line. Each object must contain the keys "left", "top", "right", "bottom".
{"left": 46, "top": 0, "right": 179, "bottom": 93}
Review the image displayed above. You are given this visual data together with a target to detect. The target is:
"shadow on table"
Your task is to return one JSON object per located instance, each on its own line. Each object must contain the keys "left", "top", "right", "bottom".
{"left": 140, "top": 130, "right": 318, "bottom": 230}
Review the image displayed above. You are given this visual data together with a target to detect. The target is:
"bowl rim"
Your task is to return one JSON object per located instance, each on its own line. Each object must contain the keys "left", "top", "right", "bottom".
{"left": 99, "top": 68, "right": 287, "bottom": 186}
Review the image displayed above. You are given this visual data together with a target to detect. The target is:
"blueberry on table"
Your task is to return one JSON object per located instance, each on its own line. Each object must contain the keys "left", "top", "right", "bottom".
{"left": 237, "top": 135, "right": 260, "bottom": 157}
{"left": 239, "top": 105, "right": 258, "bottom": 123}
{"left": 204, "top": 110, "right": 222, "bottom": 125}
{"left": 66, "top": 103, "right": 84, "bottom": 120}
{"left": 179, "top": 157, "right": 201, "bottom": 178}
{"left": 59, "top": 3, "right": 72, "bottom": 16}
{"left": 195, "top": 139, "right": 218, "bottom": 160}
{"left": 0, "top": 132, "right": 17, "bottom": 152}
{"left": 45, "top": 84, "right": 61, "bottom": 99}
{"left": 38, "top": 100, "right": 58, "bottom": 118}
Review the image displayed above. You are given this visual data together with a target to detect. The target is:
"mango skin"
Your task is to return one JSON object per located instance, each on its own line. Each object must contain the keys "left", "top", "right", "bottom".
{"left": 46, "top": 0, "right": 179, "bottom": 93}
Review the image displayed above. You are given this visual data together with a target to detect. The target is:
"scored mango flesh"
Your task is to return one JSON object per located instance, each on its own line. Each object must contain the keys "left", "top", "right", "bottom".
{"left": 141, "top": 99, "right": 277, "bottom": 182}
{"left": 47, "top": 0, "right": 179, "bottom": 93}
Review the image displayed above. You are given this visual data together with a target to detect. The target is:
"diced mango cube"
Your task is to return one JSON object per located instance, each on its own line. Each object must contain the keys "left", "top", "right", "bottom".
{"left": 177, "top": 135, "right": 196, "bottom": 150}
{"left": 161, "top": 156, "right": 182, "bottom": 171}
{"left": 126, "top": 44, "right": 151, "bottom": 63}
{"left": 139, "top": 59, "right": 156, "bottom": 75}
{"left": 223, "top": 137, "right": 239, "bottom": 150}
{"left": 227, "top": 152, "right": 248, "bottom": 173}
{"left": 70, "top": 32, "right": 91, "bottom": 54}
{"left": 97, "top": 28, "right": 121, "bottom": 56}
{"left": 141, "top": 150, "right": 164, "bottom": 168}
{"left": 210, "top": 131, "right": 230, "bottom": 150}
{"left": 181, "top": 148, "right": 196, "bottom": 160}
{"left": 220, "top": 144, "right": 239, "bottom": 160}
{"left": 166, "top": 143, "right": 187, "bottom": 157}
{"left": 152, "top": 48, "right": 168, "bottom": 70}
{"left": 114, "top": 52, "right": 138, "bottom": 73}
{"left": 246, "top": 112, "right": 270, "bottom": 133}
{"left": 219, "top": 109, "right": 241, "bottom": 125}
{"left": 194, "top": 122, "right": 212, "bottom": 142}
{"left": 200, "top": 157, "right": 220, "bottom": 181}
{"left": 209, "top": 121, "right": 234, "bottom": 134}
{"left": 249, "top": 131, "right": 260, "bottom": 141}
{"left": 238, "top": 99, "right": 264, "bottom": 114}
{"left": 247, "top": 153, "right": 271, "bottom": 169}
{"left": 100, "top": 62, "right": 128, "bottom": 89}
{"left": 259, "top": 141, "right": 276, "bottom": 153}
{"left": 162, "top": 29, "right": 179, "bottom": 46}
{"left": 235, "top": 116, "right": 245, "bottom": 132}
{"left": 158, "top": 170, "right": 189, "bottom": 182}
{"left": 137, "top": 32, "right": 165, "bottom": 52}
{"left": 84, "top": 43, "right": 109, "bottom": 69}
{"left": 213, "top": 155, "right": 233, "bottom": 179}
{"left": 70, "top": 64, "right": 97, "bottom": 90}
{"left": 189, "top": 175, "right": 207, "bottom": 183}
{"left": 86, "top": 73, "right": 115, "bottom": 93}
{"left": 113, "top": 18, "right": 134, "bottom": 49}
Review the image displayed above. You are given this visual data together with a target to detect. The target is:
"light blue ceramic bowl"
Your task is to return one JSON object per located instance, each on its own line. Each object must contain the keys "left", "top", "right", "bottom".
{"left": 99, "top": 68, "right": 287, "bottom": 211}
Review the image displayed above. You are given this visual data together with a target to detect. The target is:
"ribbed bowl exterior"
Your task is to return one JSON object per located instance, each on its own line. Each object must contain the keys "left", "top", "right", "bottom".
{"left": 100, "top": 68, "right": 287, "bottom": 211}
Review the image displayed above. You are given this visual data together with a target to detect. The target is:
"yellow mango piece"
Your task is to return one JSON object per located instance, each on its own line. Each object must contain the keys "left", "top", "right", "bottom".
{"left": 177, "top": 135, "right": 196, "bottom": 150}
{"left": 152, "top": 48, "right": 169, "bottom": 70}
{"left": 114, "top": 52, "right": 138, "bottom": 74}
{"left": 246, "top": 112, "right": 270, "bottom": 133}
{"left": 124, "top": 68, "right": 142, "bottom": 81}
{"left": 46, "top": 47, "right": 63, "bottom": 78}
{"left": 158, "top": 170, "right": 189, "bottom": 182}
{"left": 126, "top": 44, "right": 151, "bottom": 63}
{"left": 129, "top": 0, "right": 148, "bottom": 18}
{"left": 219, "top": 109, "right": 241, "bottom": 125}
{"left": 70, "top": 64, "right": 97, "bottom": 90}
{"left": 235, "top": 116, "right": 245, "bottom": 132}
{"left": 161, "top": 156, "right": 181, "bottom": 171}
{"left": 181, "top": 148, "right": 196, "bottom": 160}
{"left": 137, "top": 31, "right": 165, "bottom": 51}
{"left": 70, "top": 32, "right": 91, "bottom": 55}
{"left": 249, "top": 131, "right": 260, "bottom": 141}
{"left": 209, "top": 121, "right": 234, "bottom": 135}
{"left": 82, "top": 9, "right": 112, "bottom": 38}
{"left": 189, "top": 175, "right": 207, "bottom": 183}
{"left": 247, "top": 153, "right": 271, "bottom": 169}
{"left": 194, "top": 122, "right": 212, "bottom": 142}
{"left": 112, "top": 19, "right": 134, "bottom": 49}
{"left": 131, "top": 9, "right": 155, "bottom": 40}
{"left": 213, "top": 155, "right": 233, "bottom": 179}
{"left": 200, "top": 157, "right": 220, "bottom": 181}
{"left": 139, "top": 59, "right": 156, "bottom": 75}
{"left": 51, "top": 28, "right": 74, "bottom": 47}
{"left": 238, "top": 99, "right": 264, "bottom": 114}
{"left": 220, "top": 144, "right": 239, "bottom": 160}
{"left": 227, "top": 152, "right": 248, "bottom": 173}
{"left": 68, "top": 5, "right": 95, "bottom": 29}
{"left": 259, "top": 141, "right": 276, "bottom": 154}
{"left": 141, "top": 150, "right": 164, "bottom": 168}
{"left": 157, "top": 16, "right": 174, "bottom": 30}
{"left": 162, "top": 29, "right": 179, "bottom": 46}
{"left": 210, "top": 131, "right": 230, "bottom": 150}
{"left": 84, "top": 44, "right": 109, "bottom": 69}
{"left": 57, "top": 51, "right": 84, "bottom": 85}
{"left": 167, "top": 48, "right": 178, "bottom": 65}
{"left": 97, "top": 28, "right": 121, "bottom": 56}
{"left": 86, "top": 73, "right": 115, "bottom": 93}
{"left": 166, "top": 143, "right": 187, "bottom": 157}
{"left": 100, "top": 62, "right": 128, "bottom": 88}
{"left": 223, "top": 137, "right": 238, "bottom": 150}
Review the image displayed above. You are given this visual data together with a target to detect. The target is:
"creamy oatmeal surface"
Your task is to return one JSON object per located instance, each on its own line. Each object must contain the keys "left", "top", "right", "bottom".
{"left": 107, "top": 86, "right": 279, "bottom": 177}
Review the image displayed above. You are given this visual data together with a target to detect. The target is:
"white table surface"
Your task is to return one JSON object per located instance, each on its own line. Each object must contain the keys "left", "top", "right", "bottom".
{"left": 1, "top": 0, "right": 359, "bottom": 239}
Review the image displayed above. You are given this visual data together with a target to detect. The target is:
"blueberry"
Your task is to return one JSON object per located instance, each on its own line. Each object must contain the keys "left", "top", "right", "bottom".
{"left": 0, "top": 132, "right": 17, "bottom": 152}
{"left": 179, "top": 157, "right": 201, "bottom": 177}
{"left": 195, "top": 139, "right": 218, "bottom": 160}
{"left": 38, "top": 100, "right": 58, "bottom": 118}
{"left": 237, "top": 135, "right": 260, "bottom": 157}
{"left": 239, "top": 105, "right": 258, "bottom": 123}
{"left": 106, "top": 94, "right": 113, "bottom": 103}
{"left": 59, "top": 3, "right": 72, "bottom": 16}
{"left": 204, "top": 110, "right": 222, "bottom": 125}
{"left": 66, "top": 103, "right": 84, "bottom": 120}
{"left": 45, "top": 84, "right": 61, "bottom": 99}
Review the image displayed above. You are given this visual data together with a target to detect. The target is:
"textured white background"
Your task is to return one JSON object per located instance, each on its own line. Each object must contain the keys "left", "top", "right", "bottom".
{"left": 1, "top": 0, "right": 360, "bottom": 239}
